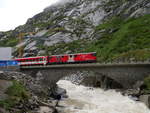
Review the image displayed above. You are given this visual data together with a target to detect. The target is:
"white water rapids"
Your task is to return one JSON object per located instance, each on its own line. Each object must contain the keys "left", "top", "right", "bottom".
{"left": 55, "top": 80, "right": 150, "bottom": 113}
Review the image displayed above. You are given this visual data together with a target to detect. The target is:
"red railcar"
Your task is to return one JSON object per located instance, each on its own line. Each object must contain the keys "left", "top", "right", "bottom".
{"left": 15, "top": 52, "right": 96, "bottom": 66}
{"left": 15, "top": 56, "right": 48, "bottom": 66}
{"left": 47, "top": 52, "right": 96, "bottom": 64}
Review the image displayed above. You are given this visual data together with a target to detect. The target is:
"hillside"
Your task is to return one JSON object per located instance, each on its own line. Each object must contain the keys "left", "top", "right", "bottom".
{"left": 0, "top": 0, "right": 150, "bottom": 62}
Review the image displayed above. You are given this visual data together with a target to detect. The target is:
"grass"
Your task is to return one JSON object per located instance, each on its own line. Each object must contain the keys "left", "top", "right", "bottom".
{"left": 0, "top": 81, "right": 29, "bottom": 110}
{"left": 86, "top": 14, "right": 150, "bottom": 62}
{"left": 0, "top": 38, "right": 18, "bottom": 47}
{"left": 143, "top": 76, "right": 150, "bottom": 94}
{"left": 113, "top": 49, "right": 150, "bottom": 61}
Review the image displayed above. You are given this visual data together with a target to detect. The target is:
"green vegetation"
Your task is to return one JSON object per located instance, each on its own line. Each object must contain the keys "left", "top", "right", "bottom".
{"left": 143, "top": 76, "right": 150, "bottom": 94}
{"left": 38, "top": 39, "right": 90, "bottom": 55}
{"left": 0, "top": 38, "right": 18, "bottom": 47}
{"left": 113, "top": 49, "right": 150, "bottom": 61}
{"left": 86, "top": 15, "right": 150, "bottom": 62}
{"left": 0, "top": 81, "right": 29, "bottom": 109}
{"left": 38, "top": 15, "right": 150, "bottom": 62}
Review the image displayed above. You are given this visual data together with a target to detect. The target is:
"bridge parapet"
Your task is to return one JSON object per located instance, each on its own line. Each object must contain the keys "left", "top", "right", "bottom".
{"left": 20, "top": 62, "right": 150, "bottom": 69}
{"left": 20, "top": 62, "right": 150, "bottom": 89}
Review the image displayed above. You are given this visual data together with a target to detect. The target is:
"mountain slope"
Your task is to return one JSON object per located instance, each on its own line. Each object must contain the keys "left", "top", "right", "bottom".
{"left": 0, "top": 0, "right": 150, "bottom": 62}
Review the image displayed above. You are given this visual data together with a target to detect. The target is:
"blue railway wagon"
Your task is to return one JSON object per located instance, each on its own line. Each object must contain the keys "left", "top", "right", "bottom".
{"left": 0, "top": 60, "right": 7, "bottom": 67}
{"left": 0, "top": 60, "right": 18, "bottom": 67}
{"left": 7, "top": 60, "right": 18, "bottom": 66}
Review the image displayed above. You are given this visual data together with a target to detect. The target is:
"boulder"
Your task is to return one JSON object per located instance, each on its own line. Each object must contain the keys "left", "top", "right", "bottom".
{"left": 139, "top": 94, "right": 150, "bottom": 108}
{"left": 50, "top": 85, "right": 67, "bottom": 100}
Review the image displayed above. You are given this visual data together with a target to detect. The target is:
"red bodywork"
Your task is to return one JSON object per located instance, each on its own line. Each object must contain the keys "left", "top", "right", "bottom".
{"left": 15, "top": 56, "right": 48, "bottom": 66}
{"left": 74, "top": 53, "right": 96, "bottom": 62}
{"left": 15, "top": 52, "right": 96, "bottom": 66}
{"left": 48, "top": 55, "right": 69, "bottom": 64}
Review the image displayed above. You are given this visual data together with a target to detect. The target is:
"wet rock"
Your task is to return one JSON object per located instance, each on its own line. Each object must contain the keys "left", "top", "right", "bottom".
{"left": 50, "top": 85, "right": 67, "bottom": 100}
{"left": 139, "top": 94, "right": 150, "bottom": 108}
{"left": 81, "top": 75, "right": 123, "bottom": 89}
{"left": 121, "top": 89, "right": 140, "bottom": 97}
{"left": 38, "top": 106, "right": 54, "bottom": 113}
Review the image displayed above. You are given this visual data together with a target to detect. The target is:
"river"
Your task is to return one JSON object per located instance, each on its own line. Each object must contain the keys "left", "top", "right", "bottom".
{"left": 55, "top": 80, "right": 150, "bottom": 113}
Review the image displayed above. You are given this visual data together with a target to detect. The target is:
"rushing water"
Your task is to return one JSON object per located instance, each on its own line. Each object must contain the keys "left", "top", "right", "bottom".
{"left": 56, "top": 80, "right": 150, "bottom": 113}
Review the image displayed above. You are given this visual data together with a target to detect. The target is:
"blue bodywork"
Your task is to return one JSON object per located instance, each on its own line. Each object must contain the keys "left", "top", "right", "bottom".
{"left": 0, "top": 60, "right": 18, "bottom": 67}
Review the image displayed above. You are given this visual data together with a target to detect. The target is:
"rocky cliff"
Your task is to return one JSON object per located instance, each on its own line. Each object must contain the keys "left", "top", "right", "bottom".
{"left": 0, "top": 0, "right": 150, "bottom": 62}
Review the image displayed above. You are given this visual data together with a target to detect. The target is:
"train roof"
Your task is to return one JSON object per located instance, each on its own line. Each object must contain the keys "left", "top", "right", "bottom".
{"left": 50, "top": 52, "right": 96, "bottom": 56}
{"left": 15, "top": 52, "right": 96, "bottom": 59}
{"left": 14, "top": 56, "right": 45, "bottom": 60}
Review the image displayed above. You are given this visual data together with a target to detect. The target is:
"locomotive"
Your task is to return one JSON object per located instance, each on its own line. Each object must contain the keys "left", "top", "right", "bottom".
{"left": 15, "top": 52, "right": 96, "bottom": 66}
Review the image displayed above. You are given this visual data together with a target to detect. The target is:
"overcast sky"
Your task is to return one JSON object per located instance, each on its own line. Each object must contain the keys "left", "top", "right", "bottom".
{"left": 0, "top": 0, "right": 60, "bottom": 31}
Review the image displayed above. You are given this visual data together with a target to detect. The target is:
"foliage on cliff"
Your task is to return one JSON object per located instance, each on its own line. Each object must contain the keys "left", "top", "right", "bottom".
{"left": 0, "top": 80, "right": 29, "bottom": 109}
{"left": 86, "top": 14, "right": 150, "bottom": 62}
{"left": 39, "top": 15, "right": 150, "bottom": 62}
{"left": 143, "top": 76, "right": 150, "bottom": 94}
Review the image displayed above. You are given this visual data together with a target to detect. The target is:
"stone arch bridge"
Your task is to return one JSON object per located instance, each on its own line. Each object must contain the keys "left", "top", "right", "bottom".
{"left": 20, "top": 63, "right": 150, "bottom": 89}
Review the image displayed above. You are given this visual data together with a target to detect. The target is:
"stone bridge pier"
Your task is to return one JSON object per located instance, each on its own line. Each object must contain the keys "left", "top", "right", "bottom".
{"left": 20, "top": 63, "right": 150, "bottom": 89}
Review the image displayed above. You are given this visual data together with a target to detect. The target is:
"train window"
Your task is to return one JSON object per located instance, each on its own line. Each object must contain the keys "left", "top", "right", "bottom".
{"left": 93, "top": 53, "right": 96, "bottom": 56}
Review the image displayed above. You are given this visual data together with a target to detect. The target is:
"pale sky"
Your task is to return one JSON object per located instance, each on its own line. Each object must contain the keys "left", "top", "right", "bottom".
{"left": 0, "top": 0, "right": 60, "bottom": 31}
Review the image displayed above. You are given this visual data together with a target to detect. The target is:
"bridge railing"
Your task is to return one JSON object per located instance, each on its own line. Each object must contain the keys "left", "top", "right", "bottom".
{"left": 100, "top": 59, "right": 150, "bottom": 64}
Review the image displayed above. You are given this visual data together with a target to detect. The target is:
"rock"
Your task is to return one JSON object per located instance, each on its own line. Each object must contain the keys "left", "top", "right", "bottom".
{"left": 0, "top": 80, "right": 13, "bottom": 101}
{"left": 0, "top": 107, "right": 9, "bottom": 113}
{"left": 122, "top": 89, "right": 140, "bottom": 97}
{"left": 139, "top": 94, "right": 150, "bottom": 108}
{"left": 0, "top": 71, "right": 51, "bottom": 97}
{"left": 50, "top": 85, "right": 67, "bottom": 100}
{"left": 38, "top": 106, "right": 53, "bottom": 113}
{"left": 0, "top": 71, "right": 59, "bottom": 113}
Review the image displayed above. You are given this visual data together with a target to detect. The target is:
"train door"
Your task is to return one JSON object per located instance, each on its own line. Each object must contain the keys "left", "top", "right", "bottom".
{"left": 68, "top": 55, "right": 74, "bottom": 63}
{"left": 43, "top": 56, "right": 47, "bottom": 65}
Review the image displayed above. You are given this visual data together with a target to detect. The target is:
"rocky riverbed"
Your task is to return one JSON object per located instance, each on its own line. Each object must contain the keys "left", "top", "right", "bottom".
{"left": 56, "top": 80, "right": 150, "bottom": 113}
{"left": 37, "top": 80, "right": 150, "bottom": 113}
{"left": 0, "top": 71, "right": 150, "bottom": 113}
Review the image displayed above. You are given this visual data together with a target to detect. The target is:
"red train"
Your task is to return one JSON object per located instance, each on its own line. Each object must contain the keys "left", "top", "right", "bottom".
{"left": 15, "top": 52, "right": 96, "bottom": 66}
